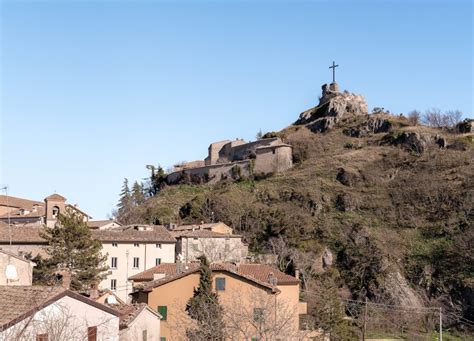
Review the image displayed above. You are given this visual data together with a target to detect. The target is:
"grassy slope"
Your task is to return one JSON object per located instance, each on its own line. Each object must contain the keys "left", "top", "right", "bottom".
{"left": 125, "top": 113, "right": 473, "bottom": 329}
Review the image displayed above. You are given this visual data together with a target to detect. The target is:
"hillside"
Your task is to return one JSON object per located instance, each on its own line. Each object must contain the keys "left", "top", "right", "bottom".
{"left": 119, "top": 85, "right": 473, "bottom": 336}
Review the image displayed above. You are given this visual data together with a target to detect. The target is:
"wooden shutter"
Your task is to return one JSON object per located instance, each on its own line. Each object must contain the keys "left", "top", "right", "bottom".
{"left": 88, "top": 326, "right": 97, "bottom": 341}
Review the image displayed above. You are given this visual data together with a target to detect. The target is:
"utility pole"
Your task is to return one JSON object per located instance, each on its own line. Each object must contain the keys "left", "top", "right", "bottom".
{"left": 439, "top": 307, "right": 443, "bottom": 341}
{"left": 362, "top": 297, "right": 368, "bottom": 341}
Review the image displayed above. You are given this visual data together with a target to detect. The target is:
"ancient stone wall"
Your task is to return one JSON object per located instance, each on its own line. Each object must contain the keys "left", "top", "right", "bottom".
{"left": 254, "top": 145, "right": 293, "bottom": 174}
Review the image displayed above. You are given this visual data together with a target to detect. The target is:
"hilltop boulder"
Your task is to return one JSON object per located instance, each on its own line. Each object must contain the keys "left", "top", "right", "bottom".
{"left": 296, "top": 83, "right": 368, "bottom": 132}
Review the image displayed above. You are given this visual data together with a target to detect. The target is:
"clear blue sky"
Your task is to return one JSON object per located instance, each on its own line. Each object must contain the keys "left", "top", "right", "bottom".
{"left": 0, "top": 0, "right": 472, "bottom": 219}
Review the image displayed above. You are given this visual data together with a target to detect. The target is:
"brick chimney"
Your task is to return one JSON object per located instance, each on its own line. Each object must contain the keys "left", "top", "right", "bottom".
{"left": 89, "top": 282, "right": 99, "bottom": 300}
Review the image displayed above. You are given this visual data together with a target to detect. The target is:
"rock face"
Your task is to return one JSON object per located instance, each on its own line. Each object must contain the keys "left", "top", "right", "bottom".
{"left": 296, "top": 83, "right": 368, "bottom": 132}
{"left": 343, "top": 116, "right": 393, "bottom": 137}
{"left": 456, "top": 119, "right": 473, "bottom": 133}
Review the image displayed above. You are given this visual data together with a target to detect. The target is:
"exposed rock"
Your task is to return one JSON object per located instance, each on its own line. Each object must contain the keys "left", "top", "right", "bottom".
{"left": 296, "top": 83, "right": 368, "bottom": 130}
{"left": 385, "top": 131, "right": 428, "bottom": 154}
{"left": 434, "top": 134, "right": 447, "bottom": 149}
{"left": 383, "top": 270, "right": 424, "bottom": 308}
{"left": 343, "top": 116, "right": 393, "bottom": 137}
{"left": 455, "top": 119, "right": 473, "bottom": 133}
{"left": 322, "top": 248, "right": 333, "bottom": 268}
{"left": 336, "top": 168, "right": 359, "bottom": 187}
{"left": 335, "top": 193, "right": 358, "bottom": 212}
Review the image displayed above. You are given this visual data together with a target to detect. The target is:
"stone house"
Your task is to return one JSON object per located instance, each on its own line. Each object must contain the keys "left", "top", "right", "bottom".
{"left": 0, "top": 249, "right": 35, "bottom": 286}
{"left": 130, "top": 263, "right": 308, "bottom": 340}
{"left": 0, "top": 286, "right": 120, "bottom": 340}
{"left": 172, "top": 229, "right": 247, "bottom": 263}
{"left": 168, "top": 221, "right": 233, "bottom": 235}
{"left": 166, "top": 137, "right": 293, "bottom": 184}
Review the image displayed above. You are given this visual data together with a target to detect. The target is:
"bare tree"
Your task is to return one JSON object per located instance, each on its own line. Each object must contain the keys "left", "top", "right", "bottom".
{"left": 407, "top": 110, "right": 421, "bottom": 126}
{"left": 423, "top": 108, "right": 463, "bottom": 128}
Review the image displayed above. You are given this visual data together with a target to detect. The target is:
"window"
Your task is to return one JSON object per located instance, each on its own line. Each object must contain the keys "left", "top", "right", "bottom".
{"left": 157, "top": 306, "right": 167, "bottom": 320}
{"left": 111, "top": 279, "right": 117, "bottom": 291}
{"left": 272, "top": 149, "right": 276, "bottom": 155}
{"left": 134, "top": 243, "right": 139, "bottom": 247}
{"left": 253, "top": 308, "right": 264, "bottom": 323}
{"left": 36, "top": 334, "right": 48, "bottom": 341}
{"left": 155, "top": 258, "right": 161, "bottom": 266}
{"left": 111, "top": 257, "right": 118, "bottom": 269}
{"left": 160, "top": 338, "right": 166, "bottom": 341}
{"left": 156, "top": 243, "right": 162, "bottom": 248}
{"left": 112, "top": 242, "right": 118, "bottom": 247}
{"left": 87, "top": 326, "right": 97, "bottom": 341}
{"left": 215, "top": 277, "right": 225, "bottom": 291}
{"left": 133, "top": 257, "right": 140, "bottom": 268}
{"left": 142, "top": 330, "right": 148, "bottom": 341}
{"left": 251, "top": 338, "right": 258, "bottom": 341}
{"left": 52, "top": 206, "right": 60, "bottom": 218}
{"left": 192, "top": 243, "right": 199, "bottom": 251}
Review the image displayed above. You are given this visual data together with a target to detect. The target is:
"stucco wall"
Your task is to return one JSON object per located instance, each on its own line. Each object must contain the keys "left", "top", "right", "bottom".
{"left": 0, "top": 295, "right": 119, "bottom": 341}
{"left": 0, "top": 252, "right": 34, "bottom": 285}
{"left": 99, "top": 242, "right": 175, "bottom": 302}
{"left": 254, "top": 145, "right": 293, "bottom": 174}
{"left": 119, "top": 307, "right": 161, "bottom": 341}
{"left": 135, "top": 271, "right": 302, "bottom": 340}
{"left": 180, "top": 236, "right": 248, "bottom": 263}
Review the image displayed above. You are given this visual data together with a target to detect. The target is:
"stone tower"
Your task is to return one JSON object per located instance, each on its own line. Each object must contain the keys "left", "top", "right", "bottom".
{"left": 44, "top": 193, "right": 66, "bottom": 227}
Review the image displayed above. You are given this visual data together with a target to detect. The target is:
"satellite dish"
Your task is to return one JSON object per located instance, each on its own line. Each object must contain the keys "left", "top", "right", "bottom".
{"left": 106, "top": 295, "right": 117, "bottom": 305}
{"left": 5, "top": 264, "right": 18, "bottom": 280}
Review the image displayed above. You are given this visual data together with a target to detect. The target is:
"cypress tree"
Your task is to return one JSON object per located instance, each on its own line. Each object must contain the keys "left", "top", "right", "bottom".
{"left": 40, "top": 212, "right": 108, "bottom": 291}
{"left": 131, "top": 181, "right": 145, "bottom": 206}
{"left": 185, "top": 255, "right": 225, "bottom": 340}
{"left": 117, "top": 178, "right": 132, "bottom": 221}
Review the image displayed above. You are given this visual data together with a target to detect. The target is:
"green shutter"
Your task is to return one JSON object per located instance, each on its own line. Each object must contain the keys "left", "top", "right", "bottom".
{"left": 157, "top": 306, "right": 167, "bottom": 320}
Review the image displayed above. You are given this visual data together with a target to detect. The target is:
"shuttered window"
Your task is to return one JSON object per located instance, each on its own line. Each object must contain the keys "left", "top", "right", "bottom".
{"left": 158, "top": 306, "right": 167, "bottom": 320}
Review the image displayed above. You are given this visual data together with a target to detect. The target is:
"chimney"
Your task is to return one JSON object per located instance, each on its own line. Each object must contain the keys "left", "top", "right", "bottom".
{"left": 59, "top": 268, "right": 71, "bottom": 290}
{"left": 89, "top": 283, "right": 99, "bottom": 300}
{"left": 268, "top": 272, "right": 277, "bottom": 286}
{"left": 295, "top": 269, "right": 300, "bottom": 280}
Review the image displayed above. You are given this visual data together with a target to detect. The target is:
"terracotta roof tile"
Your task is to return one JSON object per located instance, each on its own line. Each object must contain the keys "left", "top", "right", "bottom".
{"left": 92, "top": 225, "right": 175, "bottom": 243}
{"left": 0, "top": 223, "right": 46, "bottom": 243}
{"left": 131, "top": 262, "right": 299, "bottom": 291}
{"left": 87, "top": 220, "right": 121, "bottom": 228}
{"left": 0, "top": 286, "right": 66, "bottom": 327}
{"left": 0, "top": 195, "right": 43, "bottom": 210}
{"left": 171, "top": 230, "right": 240, "bottom": 239}
{"left": 44, "top": 193, "right": 66, "bottom": 201}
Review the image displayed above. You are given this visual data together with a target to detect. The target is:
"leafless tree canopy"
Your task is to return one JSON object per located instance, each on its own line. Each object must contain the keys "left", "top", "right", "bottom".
{"left": 422, "top": 108, "right": 463, "bottom": 128}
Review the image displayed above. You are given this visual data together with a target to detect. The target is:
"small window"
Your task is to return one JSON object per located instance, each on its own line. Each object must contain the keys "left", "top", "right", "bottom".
{"left": 215, "top": 277, "right": 225, "bottom": 291}
{"left": 193, "top": 237, "right": 198, "bottom": 241}
{"left": 52, "top": 206, "right": 60, "bottom": 218}
{"left": 158, "top": 306, "right": 167, "bottom": 320}
{"left": 133, "top": 257, "right": 140, "bottom": 268}
{"left": 251, "top": 338, "right": 258, "bottom": 341}
{"left": 112, "top": 242, "right": 118, "bottom": 247}
{"left": 134, "top": 243, "right": 139, "bottom": 247}
{"left": 160, "top": 338, "right": 166, "bottom": 341}
{"left": 155, "top": 258, "right": 161, "bottom": 266}
{"left": 142, "top": 330, "right": 148, "bottom": 341}
{"left": 253, "top": 308, "right": 264, "bottom": 323}
{"left": 87, "top": 326, "right": 97, "bottom": 341}
{"left": 192, "top": 243, "right": 199, "bottom": 251}
{"left": 36, "top": 334, "right": 48, "bottom": 341}
{"left": 111, "top": 279, "right": 117, "bottom": 291}
{"left": 156, "top": 243, "right": 162, "bottom": 248}
{"left": 111, "top": 257, "right": 118, "bottom": 269}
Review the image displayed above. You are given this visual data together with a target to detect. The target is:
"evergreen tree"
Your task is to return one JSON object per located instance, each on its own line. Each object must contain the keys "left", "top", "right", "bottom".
{"left": 117, "top": 178, "right": 132, "bottom": 219}
{"left": 40, "top": 212, "right": 108, "bottom": 291}
{"left": 185, "top": 255, "right": 225, "bottom": 340}
{"left": 147, "top": 165, "right": 166, "bottom": 196}
{"left": 131, "top": 181, "right": 145, "bottom": 206}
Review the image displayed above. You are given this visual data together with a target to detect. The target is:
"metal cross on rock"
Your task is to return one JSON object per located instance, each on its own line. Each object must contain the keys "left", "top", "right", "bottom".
{"left": 329, "top": 61, "right": 339, "bottom": 83}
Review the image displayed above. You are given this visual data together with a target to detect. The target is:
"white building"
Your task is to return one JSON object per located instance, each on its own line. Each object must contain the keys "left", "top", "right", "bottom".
{"left": 0, "top": 286, "right": 120, "bottom": 341}
{"left": 93, "top": 225, "right": 176, "bottom": 302}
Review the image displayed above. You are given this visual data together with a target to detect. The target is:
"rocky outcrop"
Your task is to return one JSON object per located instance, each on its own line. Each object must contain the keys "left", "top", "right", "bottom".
{"left": 336, "top": 168, "right": 359, "bottom": 187}
{"left": 296, "top": 83, "right": 368, "bottom": 132}
{"left": 343, "top": 116, "right": 393, "bottom": 137}
{"left": 382, "top": 131, "right": 449, "bottom": 154}
{"left": 455, "top": 119, "right": 473, "bottom": 134}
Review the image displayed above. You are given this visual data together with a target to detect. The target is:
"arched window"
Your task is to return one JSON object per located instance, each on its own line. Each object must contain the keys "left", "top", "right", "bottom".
{"left": 52, "top": 206, "right": 60, "bottom": 218}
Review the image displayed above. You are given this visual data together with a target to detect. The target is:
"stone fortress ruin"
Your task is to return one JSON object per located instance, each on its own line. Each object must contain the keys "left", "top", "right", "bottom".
{"left": 166, "top": 137, "right": 293, "bottom": 184}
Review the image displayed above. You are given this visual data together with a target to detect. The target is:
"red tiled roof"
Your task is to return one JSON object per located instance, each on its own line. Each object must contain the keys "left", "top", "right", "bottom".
{"left": 108, "top": 303, "right": 160, "bottom": 329}
{"left": 0, "top": 223, "right": 46, "bottom": 243}
{"left": 0, "top": 286, "right": 119, "bottom": 330}
{"left": 171, "top": 230, "right": 240, "bottom": 239}
{"left": 92, "top": 225, "right": 175, "bottom": 243}
{"left": 0, "top": 195, "right": 43, "bottom": 210}
{"left": 44, "top": 193, "right": 66, "bottom": 201}
{"left": 131, "top": 262, "right": 299, "bottom": 292}
{"left": 87, "top": 220, "right": 121, "bottom": 228}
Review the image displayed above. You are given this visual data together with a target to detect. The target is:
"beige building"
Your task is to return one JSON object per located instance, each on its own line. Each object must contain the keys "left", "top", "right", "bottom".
{"left": 172, "top": 230, "right": 248, "bottom": 263}
{"left": 0, "top": 286, "right": 120, "bottom": 340}
{"left": 169, "top": 221, "right": 233, "bottom": 235}
{"left": 130, "top": 262, "right": 307, "bottom": 340}
{"left": 0, "top": 249, "right": 35, "bottom": 286}
{"left": 113, "top": 302, "right": 162, "bottom": 341}
{"left": 93, "top": 225, "right": 176, "bottom": 302}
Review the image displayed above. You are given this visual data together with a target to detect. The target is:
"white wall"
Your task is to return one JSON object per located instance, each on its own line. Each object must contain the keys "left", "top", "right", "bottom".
{"left": 180, "top": 237, "right": 247, "bottom": 263}
{"left": 99, "top": 242, "right": 175, "bottom": 302}
{"left": 0, "top": 295, "right": 119, "bottom": 341}
{"left": 119, "top": 307, "right": 160, "bottom": 341}
{"left": 0, "top": 252, "right": 34, "bottom": 285}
